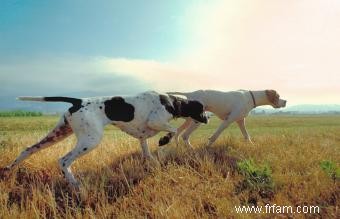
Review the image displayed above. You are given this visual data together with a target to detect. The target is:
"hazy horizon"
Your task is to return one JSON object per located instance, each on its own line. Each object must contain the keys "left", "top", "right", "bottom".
{"left": 1, "top": 0, "right": 340, "bottom": 106}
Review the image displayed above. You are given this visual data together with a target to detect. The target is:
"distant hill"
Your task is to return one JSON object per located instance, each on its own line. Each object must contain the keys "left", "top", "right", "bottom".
{"left": 252, "top": 104, "right": 340, "bottom": 115}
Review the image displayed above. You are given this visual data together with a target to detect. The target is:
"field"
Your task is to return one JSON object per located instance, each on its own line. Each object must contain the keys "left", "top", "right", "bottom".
{"left": 0, "top": 115, "right": 339, "bottom": 218}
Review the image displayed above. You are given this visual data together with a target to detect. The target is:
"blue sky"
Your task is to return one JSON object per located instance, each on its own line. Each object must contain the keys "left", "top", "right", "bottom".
{"left": 0, "top": 0, "right": 190, "bottom": 60}
{"left": 1, "top": 0, "right": 340, "bottom": 105}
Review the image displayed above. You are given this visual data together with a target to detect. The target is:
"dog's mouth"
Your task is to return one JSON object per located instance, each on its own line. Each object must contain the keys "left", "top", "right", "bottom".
{"left": 273, "top": 100, "right": 287, "bottom": 108}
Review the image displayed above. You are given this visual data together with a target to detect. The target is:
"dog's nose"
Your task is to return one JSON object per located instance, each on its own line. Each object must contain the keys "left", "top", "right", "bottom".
{"left": 204, "top": 118, "right": 208, "bottom": 124}
{"left": 202, "top": 115, "right": 209, "bottom": 124}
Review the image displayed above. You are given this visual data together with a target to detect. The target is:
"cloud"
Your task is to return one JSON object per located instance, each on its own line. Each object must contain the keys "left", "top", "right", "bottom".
{"left": 0, "top": 56, "right": 150, "bottom": 97}
{"left": 98, "top": 57, "right": 209, "bottom": 91}
{"left": 174, "top": 0, "right": 340, "bottom": 103}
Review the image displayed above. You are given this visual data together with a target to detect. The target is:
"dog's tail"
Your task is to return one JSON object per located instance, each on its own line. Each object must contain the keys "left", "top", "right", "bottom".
{"left": 17, "top": 96, "right": 82, "bottom": 105}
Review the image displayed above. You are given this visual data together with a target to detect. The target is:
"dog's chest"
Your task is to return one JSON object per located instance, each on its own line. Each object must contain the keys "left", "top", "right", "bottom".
{"left": 113, "top": 122, "right": 158, "bottom": 139}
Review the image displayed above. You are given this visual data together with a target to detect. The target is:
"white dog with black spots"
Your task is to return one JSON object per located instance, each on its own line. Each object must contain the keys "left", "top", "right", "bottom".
{"left": 3, "top": 91, "right": 208, "bottom": 189}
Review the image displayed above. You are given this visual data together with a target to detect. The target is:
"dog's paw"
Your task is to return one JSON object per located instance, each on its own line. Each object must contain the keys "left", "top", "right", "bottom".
{"left": 159, "top": 136, "right": 170, "bottom": 146}
{"left": 142, "top": 156, "right": 160, "bottom": 170}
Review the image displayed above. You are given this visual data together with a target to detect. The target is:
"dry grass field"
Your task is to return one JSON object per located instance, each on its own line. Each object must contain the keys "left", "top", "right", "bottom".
{"left": 0, "top": 115, "right": 339, "bottom": 218}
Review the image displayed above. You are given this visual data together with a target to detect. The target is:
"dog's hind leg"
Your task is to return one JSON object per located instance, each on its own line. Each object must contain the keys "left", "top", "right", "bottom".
{"left": 6, "top": 116, "right": 73, "bottom": 169}
{"left": 206, "top": 112, "right": 240, "bottom": 147}
{"left": 58, "top": 116, "right": 105, "bottom": 189}
{"left": 58, "top": 129, "right": 103, "bottom": 189}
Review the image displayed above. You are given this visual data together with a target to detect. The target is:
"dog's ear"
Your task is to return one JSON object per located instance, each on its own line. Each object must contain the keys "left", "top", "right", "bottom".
{"left": 265, "top": 90, "right": 279, "bottom": 104}
{"left": 181, "top": 100, "right": 200, "bottom": 115}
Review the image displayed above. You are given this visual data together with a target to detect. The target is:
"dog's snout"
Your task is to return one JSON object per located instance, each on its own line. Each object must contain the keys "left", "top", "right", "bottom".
{"left": 203, "top": 117, "right": 208, "bottom": 124}
{"left": 202, "top": 112, "right": 209, "bottom": 124}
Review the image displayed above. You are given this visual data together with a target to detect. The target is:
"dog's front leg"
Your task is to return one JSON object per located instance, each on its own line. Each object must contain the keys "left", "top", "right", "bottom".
{"left": 139, "top": 138, "right": 153, "bottom": 159}
{"left": 157, "top": 124, "right": 177, "bottom": 146}
{"left": 236, "top": 118, "right": 253, "bottom": 144}
{"left": 147, "top": 119, "right": 177, "bottom": 146}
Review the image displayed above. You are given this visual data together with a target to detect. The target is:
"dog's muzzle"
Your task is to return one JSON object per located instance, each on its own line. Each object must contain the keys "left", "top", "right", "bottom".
{"left": 199, "top": 113, "right": 209, "bottom": 124}
{"left": 275, "top": 99, "right": 287, "bottom": 108}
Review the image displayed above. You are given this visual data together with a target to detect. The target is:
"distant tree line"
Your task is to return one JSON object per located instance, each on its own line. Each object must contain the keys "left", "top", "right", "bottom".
{"left": 0, "top": 110, "right": 43, "bottom": 117}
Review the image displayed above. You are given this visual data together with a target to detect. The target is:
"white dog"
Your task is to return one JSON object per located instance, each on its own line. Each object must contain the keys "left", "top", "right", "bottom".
{"left": 4, "top": 91, "right": 208, "bottom": 189}
{"left": 166, "top": 90, "right": 287, "bottom": 147}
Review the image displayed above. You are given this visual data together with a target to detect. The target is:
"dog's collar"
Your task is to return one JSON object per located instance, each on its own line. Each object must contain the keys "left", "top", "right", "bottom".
{"left": 249, "top": 91, "right": 256, "bottom": 108}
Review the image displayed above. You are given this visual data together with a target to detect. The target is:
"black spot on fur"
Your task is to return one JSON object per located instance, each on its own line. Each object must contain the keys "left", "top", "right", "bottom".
{"left": 83, "top": 148, "right": 87, "bottom": 151}
{"left": 159, "top": 95, "right": 180, "bottom": 117}
{"left": 104, "top": 97, "right": 135, "bottom": 122}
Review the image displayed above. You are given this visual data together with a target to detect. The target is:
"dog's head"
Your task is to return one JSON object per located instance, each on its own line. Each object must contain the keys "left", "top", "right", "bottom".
{"left": 183, "top": 100, "right": 208, "bottom": 124}
{"left": 172, "top": 96, "right": 208, "bottom": 123}
{"left": 265, "top": 90, "right": 287, "bottom": 108}
{"left": 162, "top": 94, "right": 208, "bottom": 124}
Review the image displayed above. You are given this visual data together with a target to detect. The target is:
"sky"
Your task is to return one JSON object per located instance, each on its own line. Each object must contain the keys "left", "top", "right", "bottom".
{"left": 1, "top": 0, "right": 340, "bottom": 105}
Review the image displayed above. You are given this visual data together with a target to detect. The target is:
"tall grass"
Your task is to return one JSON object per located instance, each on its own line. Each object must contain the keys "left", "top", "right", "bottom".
{"left": 0, "top": 116, "right": 339, "bottom": 218}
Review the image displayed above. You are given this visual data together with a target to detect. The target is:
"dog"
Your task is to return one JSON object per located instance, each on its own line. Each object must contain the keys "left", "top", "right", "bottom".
{"left": 4, "top": 91, "right": 208, "bottom": 189}
{"left": 164, "top": 90, "right": 287, "bottom": 147}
